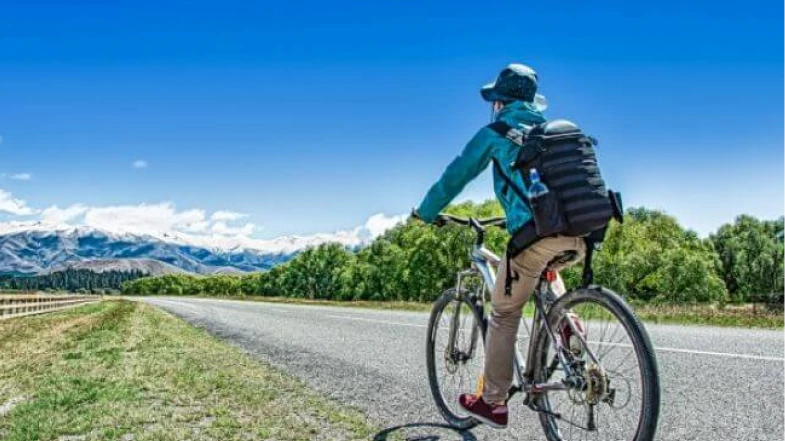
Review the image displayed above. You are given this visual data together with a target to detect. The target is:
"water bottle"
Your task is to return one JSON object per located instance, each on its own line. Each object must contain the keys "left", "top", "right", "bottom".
{"left": 528, "top": 168, "right": 549, "bottom": 199}
{"left": 528, "top": 168, "right": 563, "bottom": 236}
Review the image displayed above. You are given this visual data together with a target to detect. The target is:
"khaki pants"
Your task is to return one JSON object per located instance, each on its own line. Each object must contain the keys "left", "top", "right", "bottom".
{"left": 482, "top": 235, "right": 586, "bottom": 403}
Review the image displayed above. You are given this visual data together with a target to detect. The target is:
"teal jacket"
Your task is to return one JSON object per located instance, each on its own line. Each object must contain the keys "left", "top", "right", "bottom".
{"left": 417, "top": 101, "right": 546, "bottom": 234}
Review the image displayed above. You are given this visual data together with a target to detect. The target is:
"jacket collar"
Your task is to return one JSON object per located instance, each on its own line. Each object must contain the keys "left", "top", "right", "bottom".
{"left": 496, "top": 101, "right": 546, "bottom": 127}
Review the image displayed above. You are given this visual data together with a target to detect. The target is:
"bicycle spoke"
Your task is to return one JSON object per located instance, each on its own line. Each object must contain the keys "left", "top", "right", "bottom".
{"left": 430, "top": 294, "right": 485, "bottom": 423}
{"left": 535, "top": 297, "right": 650, "bottom": 441}
{"left": 597, "top": 323, "right": 628, "bottom": 361}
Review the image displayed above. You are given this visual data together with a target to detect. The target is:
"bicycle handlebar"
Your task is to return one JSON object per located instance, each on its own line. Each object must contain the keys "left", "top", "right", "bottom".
{"left": 436, "top": 213, "right": 507, "bottom": 231}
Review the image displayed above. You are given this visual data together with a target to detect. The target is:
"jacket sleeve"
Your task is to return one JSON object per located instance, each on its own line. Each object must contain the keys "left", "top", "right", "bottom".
{"left": 417, "top": 128, "right": 496, "bottom": 223}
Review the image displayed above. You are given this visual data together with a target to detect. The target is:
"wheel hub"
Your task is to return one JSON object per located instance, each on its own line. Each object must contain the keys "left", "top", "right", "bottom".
{"left": 443, "top": 349, "right": 471, "bottom": 373}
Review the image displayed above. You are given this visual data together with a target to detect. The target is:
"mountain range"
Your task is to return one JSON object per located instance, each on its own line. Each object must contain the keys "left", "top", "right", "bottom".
{"left": 42, "top": 258, "right": 188, "bottom": 276}
{"left": 0, "top": 214, "right": 404, "bottom": 276}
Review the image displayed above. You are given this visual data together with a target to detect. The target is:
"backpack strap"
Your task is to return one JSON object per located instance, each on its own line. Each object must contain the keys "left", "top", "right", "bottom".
{"left": 503, "top": 220, "right": 539, "bottom": 296}
{"left": 492, "top": 160, "right": 529, "bottom": 210}
{"left": 486, "top": 121, "right": 525, "bottom": 146}
{"left": 491, "top": 159, "right": 535, "bottom": 297}
{"left": 488, "top": 122, "right": 539, "bottom": 297}
{"left": 486, "top": 121, "right": 511, "bottom": 135}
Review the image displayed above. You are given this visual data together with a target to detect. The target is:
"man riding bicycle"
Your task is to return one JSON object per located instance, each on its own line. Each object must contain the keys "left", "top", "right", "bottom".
{"left": 414, "top": 64, "right": 586, "bottom": 428}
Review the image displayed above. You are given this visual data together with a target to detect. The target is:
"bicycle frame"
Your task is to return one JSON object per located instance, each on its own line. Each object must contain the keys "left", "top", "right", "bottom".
{"left": 430, "top": 215, "right": 656, "bottom": 435}
{"left": 449, "top": 240, "right": 589, "bottom": 400}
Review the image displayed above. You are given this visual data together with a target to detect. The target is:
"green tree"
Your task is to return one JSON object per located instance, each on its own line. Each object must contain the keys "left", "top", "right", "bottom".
{"left": 586, "top": 208, "right": 727, "bottom": 303}
{"left": 711, "top": 215, "right": 784, "bottom": 302}
{"left": 276, "top": 243, "right": 355, "bottom": 299}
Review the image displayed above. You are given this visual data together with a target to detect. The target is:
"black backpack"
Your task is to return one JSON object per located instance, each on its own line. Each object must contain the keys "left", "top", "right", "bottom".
{"left": 488, "top": 119, "right": 623, "bottom": 257}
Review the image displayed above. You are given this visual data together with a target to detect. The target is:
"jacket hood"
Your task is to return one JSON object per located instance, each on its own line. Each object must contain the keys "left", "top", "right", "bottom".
{"left": 496, "top": 100, "right": 546, "bottom": 127}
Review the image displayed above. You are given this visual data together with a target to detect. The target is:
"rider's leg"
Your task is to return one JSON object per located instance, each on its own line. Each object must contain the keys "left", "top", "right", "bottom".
{"left": 482, "top": 235, "right": 585, "bottom": 404}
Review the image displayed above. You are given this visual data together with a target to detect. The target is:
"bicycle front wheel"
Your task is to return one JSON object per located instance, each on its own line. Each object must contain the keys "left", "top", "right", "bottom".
{"left": 530, "top": 287, "right": 661, "bottom": 441}
{"left": 426, "top": 288, "right": 486, "bottom": 430}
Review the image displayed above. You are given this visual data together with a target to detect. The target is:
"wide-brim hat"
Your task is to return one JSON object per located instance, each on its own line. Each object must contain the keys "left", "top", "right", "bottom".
{"left": 481, "top": 63, "right": 547, "bottom": 111}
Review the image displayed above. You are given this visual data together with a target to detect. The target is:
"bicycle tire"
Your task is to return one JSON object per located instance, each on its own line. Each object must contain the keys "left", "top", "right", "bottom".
{"left": 530, "top": 287, "right": 661, "bottom": 441}
{"left": 425, "top": 288, "right": 486, "bottom": 430}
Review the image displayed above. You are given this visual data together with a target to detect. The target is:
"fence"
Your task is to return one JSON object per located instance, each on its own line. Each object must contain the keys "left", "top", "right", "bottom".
{"left": 0, "top": 294, "right": 101, "bottom": 320}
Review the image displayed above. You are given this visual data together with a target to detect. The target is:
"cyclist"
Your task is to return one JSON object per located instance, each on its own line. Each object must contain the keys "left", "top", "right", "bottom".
{"left": 414, "top": 64, "right": 586, "bottom": 429}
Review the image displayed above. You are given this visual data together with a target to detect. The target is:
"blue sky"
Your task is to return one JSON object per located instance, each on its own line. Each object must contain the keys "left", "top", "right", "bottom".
{"left": 0, "top": 0, "right": 782, "bottom": 241}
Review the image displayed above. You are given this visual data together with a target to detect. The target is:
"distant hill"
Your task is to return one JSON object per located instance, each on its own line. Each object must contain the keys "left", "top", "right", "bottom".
{"left": 45, "top": 258, "right": 187, "bottom": 276}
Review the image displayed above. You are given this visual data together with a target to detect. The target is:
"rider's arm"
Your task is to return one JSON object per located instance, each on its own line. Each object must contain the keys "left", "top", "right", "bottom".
{"left": 416, "top": 128, "right": 496, "bottom": 223}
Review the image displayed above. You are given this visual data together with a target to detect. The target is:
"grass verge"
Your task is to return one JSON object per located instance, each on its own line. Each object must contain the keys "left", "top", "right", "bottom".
{"left": 126, "top": 294, "right": 782, "bottom": 329}
{"left": 629, "top": 302, "right": 783, "bottom": 328}
{"left": 201, "top": 295, "right": 434, "bottom": 312}
{"left": 0, "top": 300, "right": 377, "bottom": 441}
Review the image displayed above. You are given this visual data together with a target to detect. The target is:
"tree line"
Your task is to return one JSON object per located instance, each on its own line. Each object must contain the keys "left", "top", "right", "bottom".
{"left": 122, "top": 201, "right": 784, "bottom": 305}
{"left": 1, "top": 268, "right": 147, "bottom": 293}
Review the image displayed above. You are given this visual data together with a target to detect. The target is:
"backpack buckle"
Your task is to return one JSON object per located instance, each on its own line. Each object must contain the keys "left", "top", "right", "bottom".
{"left": 504, "top": 128, "right": 525, "bottom": 146}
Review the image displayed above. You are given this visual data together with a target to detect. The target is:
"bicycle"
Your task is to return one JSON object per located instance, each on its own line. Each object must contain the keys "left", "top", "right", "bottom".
{"left": 425, "top": 213, "right": 660, "bottom": 440}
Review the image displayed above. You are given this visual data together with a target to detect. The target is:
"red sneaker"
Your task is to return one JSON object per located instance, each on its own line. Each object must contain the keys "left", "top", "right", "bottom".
{"left": 561, "top": 312, "right": 586, "bottom": 355}
{"left": 458, "top": 394, "right": 508, "bottom": 429}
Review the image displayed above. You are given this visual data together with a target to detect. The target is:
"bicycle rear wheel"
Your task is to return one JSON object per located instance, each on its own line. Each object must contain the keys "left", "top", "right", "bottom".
{"left": 426, "top": 288, "right": 486, "bottom": 430}
{"left": 530, "top": 287, "right": 660, "bottom": 441}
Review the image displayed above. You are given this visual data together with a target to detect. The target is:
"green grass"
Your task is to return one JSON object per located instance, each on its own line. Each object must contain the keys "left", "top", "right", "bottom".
{"left": 126, "top": 293, "right": 782, "bottom": 329}
{"left": 630, "top": 302, "right": 783, "bottom": 328}
{"left": 0, "top": 300, "right": 378, "bottom": 441}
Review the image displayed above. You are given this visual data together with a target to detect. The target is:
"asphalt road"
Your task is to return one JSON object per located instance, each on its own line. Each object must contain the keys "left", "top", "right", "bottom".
{"left": 141, "top": 297, "right": 784, "bottom": 441}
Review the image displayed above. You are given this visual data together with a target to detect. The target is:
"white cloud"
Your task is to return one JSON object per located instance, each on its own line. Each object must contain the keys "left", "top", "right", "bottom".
{"left": 0, "top": 183, "right": 405, "bottom": 253}
{"left": 29, "top": 202, "right": 260, "bottom": 248}
{"left": 0, "top": 189, "right": 35, "bottom": 216}
{"left": 82, "top": 204, "right": 209, "bottom": 237}
{"left": 358, "top": 213, "right": 407, "bottom": 238}
{"left": 181, "top": 220, "right": 210, "bottom": 234}
{"left": 0, "top": 200, "right": 403, "bottom": 254}
{"left": 131, "top": 160, "right": 148, "bottom": 169}
{"left": 211, "top": 211, "right": 248, "bottom": 222}
{"left": 9, "top": 173, "right": 32, "bottom": 181}
{"left": 40, "top": 204, "right": 89, "bottom": 224}
{"left": 211, "top": 221, "right": 255, "bottom": 237}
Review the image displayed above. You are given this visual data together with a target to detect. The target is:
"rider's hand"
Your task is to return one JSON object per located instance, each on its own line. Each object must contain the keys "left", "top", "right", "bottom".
{"left": 411, "top": 209, "right": 447, "bottom": 227}
{"left": 433, "top": 214, "right": 448, "bottom": 227}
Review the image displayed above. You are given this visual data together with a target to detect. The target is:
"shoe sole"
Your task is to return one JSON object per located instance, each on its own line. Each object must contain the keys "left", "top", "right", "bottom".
{"left": 460, "top": 406, "right": 507, "bottom": 430}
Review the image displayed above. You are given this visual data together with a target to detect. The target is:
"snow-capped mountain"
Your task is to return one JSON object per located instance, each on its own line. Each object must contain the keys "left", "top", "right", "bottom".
{"left": 0, "top": 214, "right": 405, "bottom": 275}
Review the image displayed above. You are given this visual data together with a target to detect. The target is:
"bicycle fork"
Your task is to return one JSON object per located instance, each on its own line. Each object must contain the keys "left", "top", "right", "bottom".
{"left": 446, "top": 270, "right": 483, "bottom": 364}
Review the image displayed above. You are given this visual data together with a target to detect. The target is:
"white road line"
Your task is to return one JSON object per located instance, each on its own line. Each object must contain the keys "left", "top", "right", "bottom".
{"left": 323, "top": 313, "right": 784, "bottom": 362}
{"left": 589, "top": 340, "right": 784, "bottom": 361}
{"left": 149, "top": 299, "right": 202, "bottom": 311}
{"left": 633, "top": 344, "right": 780, "bottom": 361}
{"left": 324, "top": 314, "right": 427, "bottom": 328}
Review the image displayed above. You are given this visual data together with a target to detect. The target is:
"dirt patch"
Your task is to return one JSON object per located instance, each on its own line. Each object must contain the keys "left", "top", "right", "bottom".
{"left": 0, "top": 395, "right": 26, "bottom": 417}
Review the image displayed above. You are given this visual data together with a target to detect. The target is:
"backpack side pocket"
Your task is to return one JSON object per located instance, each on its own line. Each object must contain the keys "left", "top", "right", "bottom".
{"left": 530, "top": 191, "right": 565, "bottom": 237}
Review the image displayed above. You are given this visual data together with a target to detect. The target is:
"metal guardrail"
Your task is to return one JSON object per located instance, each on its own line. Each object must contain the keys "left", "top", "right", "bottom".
{"left": 0, "top": 294, "right": 101, "bottom": 320}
